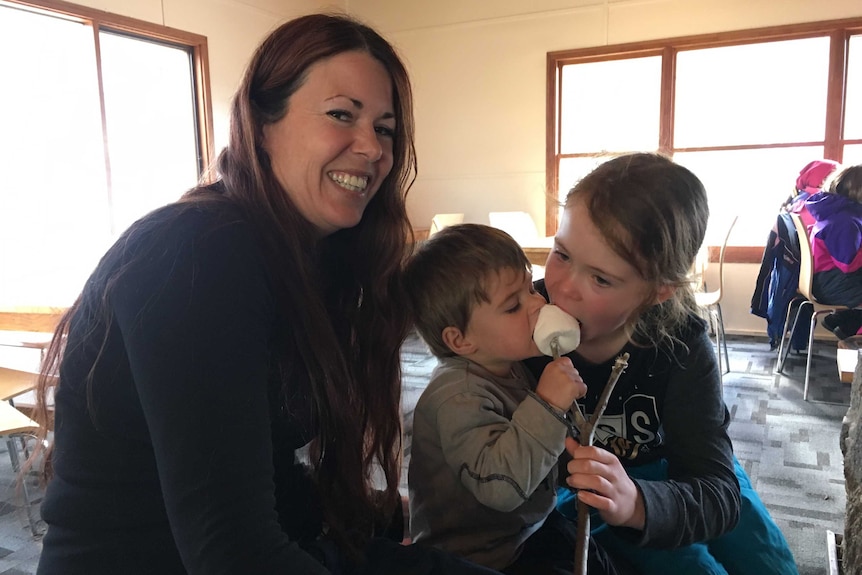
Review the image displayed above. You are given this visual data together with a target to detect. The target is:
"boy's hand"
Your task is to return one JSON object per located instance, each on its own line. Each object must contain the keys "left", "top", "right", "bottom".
{"left": 535, "top": 356, "right": 585, "bottom": 412}
{"left": 564, "top": 437, "right": 646, "bottom": 530}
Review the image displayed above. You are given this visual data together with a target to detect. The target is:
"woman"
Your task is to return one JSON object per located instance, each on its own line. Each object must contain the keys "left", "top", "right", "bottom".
{"left": 33, "top": 13, "right": 497, "bottom": 575}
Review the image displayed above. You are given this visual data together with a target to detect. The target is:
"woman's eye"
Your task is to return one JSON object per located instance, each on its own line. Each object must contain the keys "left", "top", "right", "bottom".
{"left": 552, "top": 249, "right": 569, "bottom": 262}
{"left": 327, "top": 110, "right": 352, "bottom": 121}
{"left": 375, "top": 125, "right": 395, "bottom": 138}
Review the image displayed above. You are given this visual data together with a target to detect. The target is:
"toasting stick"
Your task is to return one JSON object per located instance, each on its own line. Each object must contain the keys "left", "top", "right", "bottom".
{"left": 533, "top": 306, "right": 631, "bottom": 574}
{"left": 571, "top": 352, "right": 630, "bottom": 575}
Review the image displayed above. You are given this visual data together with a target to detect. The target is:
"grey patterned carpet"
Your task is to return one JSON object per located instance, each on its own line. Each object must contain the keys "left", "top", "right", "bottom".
{"left": 0, "top": 332, "right": 848, "bottom": 574}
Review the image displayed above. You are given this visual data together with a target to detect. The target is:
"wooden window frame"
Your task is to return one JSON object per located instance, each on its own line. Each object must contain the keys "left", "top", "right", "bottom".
{"left": 546, "top": 17, "right": 862, "bottom": 264}
{"left": 1, "top": 0, "right": 214, "bottom": 332}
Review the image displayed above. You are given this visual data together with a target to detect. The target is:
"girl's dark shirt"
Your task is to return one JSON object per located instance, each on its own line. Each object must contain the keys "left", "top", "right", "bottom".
{"left": 524, "top": 280, "right": 740, "bottom": 549}
{"left": 37, "top": 201, "right": 331, "bottom": 574}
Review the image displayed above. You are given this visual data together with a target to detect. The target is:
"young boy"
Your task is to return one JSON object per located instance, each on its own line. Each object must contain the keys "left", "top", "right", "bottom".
{"left": 403, "top": 224, "right": 627, "bottom": 575}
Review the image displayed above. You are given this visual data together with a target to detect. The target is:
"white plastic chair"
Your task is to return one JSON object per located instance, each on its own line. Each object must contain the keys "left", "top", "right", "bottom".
{"left": 694, "top": 215, "right": 738, "bottom": 378}
{"left": 428, "top": 213, "right": 465, "bottom": 237}
{"left": 488, "top": 211, "right": 540, "bottom": 245}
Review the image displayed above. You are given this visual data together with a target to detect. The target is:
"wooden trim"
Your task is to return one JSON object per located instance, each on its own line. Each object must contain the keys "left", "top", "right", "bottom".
{"left": 710, "top": 246, "right": 763, "bottom": 264}
{"left": 824, "top": 29, "right": 848, "bottom": 161}
{"left": 194, "top": 40, "right": 216, "bottom": 174}
{"left": 7, "top": 0, "right": 208, "bottom": 45}
{"left": 547, "top": 17, "right": 862, "bottom": 63}
{"left": 92, "top": 23, "right": 115, "bottom": 234}
{"left": 545, "top": 55, "right": 560, "bottom": 236}
{"left": 520, "top": 245, "right": 762, "bottom": 268}
{"left": 658, "top": 46, "right": 675, "bottom": 156}
{"left": 0, "top": 309, "right": 66, "bottom": 333}
{"left": 523, "top": 247, "right": 551, "bottom": 267}
{"left": 557, "top": 140, "right": 834, "bottom": 158}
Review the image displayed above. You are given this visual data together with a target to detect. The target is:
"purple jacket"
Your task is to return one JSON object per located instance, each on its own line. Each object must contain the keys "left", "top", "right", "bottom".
{"left": 803, "top": 192, "right": 862, "bottom": 274}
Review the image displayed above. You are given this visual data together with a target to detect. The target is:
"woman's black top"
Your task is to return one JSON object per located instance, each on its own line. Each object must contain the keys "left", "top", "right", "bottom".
{"left": 38, "top": 201, "right": 330, "bottom": 574}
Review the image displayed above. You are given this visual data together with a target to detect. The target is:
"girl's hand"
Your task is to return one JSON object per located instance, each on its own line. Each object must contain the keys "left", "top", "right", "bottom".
{"left": 564, "top": 436, "right": 646, "bottom": 530}
{"left": 535, "top": 357, "right": 586, "bottom": 412}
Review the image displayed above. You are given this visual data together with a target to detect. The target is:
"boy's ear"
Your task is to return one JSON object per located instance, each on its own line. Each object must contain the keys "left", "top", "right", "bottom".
{"left": 654, "top": 284, "right": 677, "bottom": 304}
{"left": 442, "top": 326, "right": 476, "bottom": 355}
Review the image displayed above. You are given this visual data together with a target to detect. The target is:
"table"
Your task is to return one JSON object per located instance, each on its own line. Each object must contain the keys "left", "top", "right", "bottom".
{"left": 837, "top": 339, "right": 861, "bottom": 384}
{"left": 520, "top": 236, "right": 554, "bottom": 267}
{"left": 0, "top": 332, "right": 54, "bottom": 407}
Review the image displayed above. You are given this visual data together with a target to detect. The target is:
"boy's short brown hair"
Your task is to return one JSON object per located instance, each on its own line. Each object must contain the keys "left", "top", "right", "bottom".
{"left": 403, "top": 224, "right": 533, "bottom": 357}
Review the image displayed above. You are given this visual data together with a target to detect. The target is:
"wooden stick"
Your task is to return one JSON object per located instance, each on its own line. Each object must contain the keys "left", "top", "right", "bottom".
{"left": 572, "top": 352, "right": 630, "bottom": 575}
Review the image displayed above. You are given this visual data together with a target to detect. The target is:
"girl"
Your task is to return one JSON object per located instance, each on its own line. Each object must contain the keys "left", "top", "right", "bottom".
{"left": 526, "top": 152, "right": 797, "bottom": 574}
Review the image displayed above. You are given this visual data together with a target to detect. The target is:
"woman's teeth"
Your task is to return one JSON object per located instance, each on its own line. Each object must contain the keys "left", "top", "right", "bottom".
{"left": 329, "top": 172, "right": 368, "bottom": 192}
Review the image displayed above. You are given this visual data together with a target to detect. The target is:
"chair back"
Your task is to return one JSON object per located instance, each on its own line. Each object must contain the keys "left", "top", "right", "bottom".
{"left": 429, "top": 213, "right": 464, "bottom": 237}
{"left": 715, "top": 215, "right": 739, "bottom": 302}
{"left": 788, "top": 211, "right": 816, "bottom": 302}
{"left": 488, "top": 211, "right": 540, "bottom": 245}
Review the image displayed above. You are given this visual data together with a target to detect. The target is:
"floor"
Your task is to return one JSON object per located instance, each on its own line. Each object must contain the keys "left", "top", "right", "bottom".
{"left": 0, "top": 331, "right": 850, "bottom": 574}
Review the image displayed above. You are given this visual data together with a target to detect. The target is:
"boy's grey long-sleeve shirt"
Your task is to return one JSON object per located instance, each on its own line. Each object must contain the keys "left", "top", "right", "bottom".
{"left": 408, "top": 356, "right": 569, "bottom": 570}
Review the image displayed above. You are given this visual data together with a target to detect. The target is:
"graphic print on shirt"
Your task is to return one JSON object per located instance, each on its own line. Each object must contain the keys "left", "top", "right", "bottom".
{"left": 583, "top": 393, "right": 662, "bottom": 461}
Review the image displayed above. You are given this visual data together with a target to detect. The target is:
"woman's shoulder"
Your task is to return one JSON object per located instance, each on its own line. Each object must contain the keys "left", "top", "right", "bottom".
{"left": 87, "top": 196, "right": 264, "bottom": 297}
{"left": 130, "top": 197, "right": 247, "bottom": 240}
{"left": 112, "top": 197, "right": 256, "bottom": 262}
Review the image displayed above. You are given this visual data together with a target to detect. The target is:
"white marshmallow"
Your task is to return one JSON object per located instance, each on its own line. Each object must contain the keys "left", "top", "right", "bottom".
{"left": 533, "top": 304, "right": 581, "bottom": 357}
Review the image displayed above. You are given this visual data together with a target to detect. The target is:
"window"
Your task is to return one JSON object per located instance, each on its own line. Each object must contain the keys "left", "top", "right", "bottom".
{"left": 846, "top": 34, "right": 862, "bottom": 165}
{"left": 547, "top": 18, "right": 862, "bottom": 257}
{"left": 0, "top": 0, "right": 213, "bottom": 309}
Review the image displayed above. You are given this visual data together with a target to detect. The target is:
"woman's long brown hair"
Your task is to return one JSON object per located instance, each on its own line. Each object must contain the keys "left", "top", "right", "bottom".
{"left": 30, "top": 13, "right": 416, "bottom": 557}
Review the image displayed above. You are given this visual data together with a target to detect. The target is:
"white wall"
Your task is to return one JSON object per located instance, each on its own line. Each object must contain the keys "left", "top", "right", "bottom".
{"left": 349, "top": 0, "right": 862, "bottom": 336}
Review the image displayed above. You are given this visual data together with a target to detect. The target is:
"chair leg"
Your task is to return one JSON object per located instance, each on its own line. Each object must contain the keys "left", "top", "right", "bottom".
{"left": 803, "top": 311, "right": 819, "bottom": 401}
{"left": 775, "top": 300, "right": 796, "bottom": 372}
{"left": 778, "top": 301, "right": 807, "bottom": 373}
{"left": 717, "top": 304, "right": 729, "bottom": 374}
{"left": 5, "top": 435, "right": 39, "bottom": 537}
{"left": 704, "top": 306, "right": 725, "bottom": 381}
{"left": 713, "top": 310, "right": 723, "bottom": 386}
